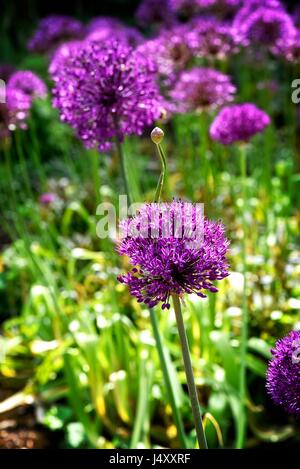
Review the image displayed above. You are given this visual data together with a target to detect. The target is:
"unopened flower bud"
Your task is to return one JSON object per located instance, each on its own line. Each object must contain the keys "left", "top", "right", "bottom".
{"left": 151, "top": 127, "right": 164, "bottom": 145}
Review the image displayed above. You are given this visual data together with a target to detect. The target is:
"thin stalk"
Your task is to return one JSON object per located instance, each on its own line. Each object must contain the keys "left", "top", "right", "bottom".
{"left": 149, "top": 308, "right": 188, "bottom": 448}
{"left": 29, "top": 118, "right": 47, "bottom": 189}
{"left": 154, "top": 143, "right": 167, "bottom": 203}
{"left": 172, "top": 294, "right": 208, "bottom": 449}
{"left": 237, "top": 144, "right": 248, "bottom": 448}
{"left": 130, "top": 352, "right": 149, "bottom": 448}
{"left": 15, "top": 130, "right": 33, "bottom": 199}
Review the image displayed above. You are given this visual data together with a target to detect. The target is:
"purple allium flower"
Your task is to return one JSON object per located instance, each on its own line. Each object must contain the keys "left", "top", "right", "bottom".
{"left": 266, "top": 330, "right": 300, "bottom": 417}
{"left": 86, "top": 17, "right": 124, "bottom": 34}
{"left": 28, "top": 15, "right": 84, "bottom": 54}
{"left": 117, "top": 200, "right": 230, "bottom": 309}
{"left": 85, "top": 16, "right": 143, "bottom": 48}
{"left": 6, "top": 71, "right": 47, "bottom": 129}
{"left": 7, "top": 71, "right": 47, "bottom": 102}
{"left": 49, "top": 40, "right": 83, "bottom": 76}
{"left": 188, "top": 16, "right": 239, "bottom": 59}
{"left": 136, "top": 24, "right": 193, "bottom": 86}
{"left": 135, "top": 0, "right": 176, "bottom": 28}
{"left": 209, "top": 103, "right": 270, "bottom": 145}
{"left": 234, "top": 6, "right": 295, "bottom": 50}
{"left": 169, "top": 67, "right": 236, "bottom": 113}
{"left": 273, "top": 30, "right": 300, "bottom": 63}
{"left": 39, "top": 192, "right": 57, "bottom": 205}
{"left": 233, "top": 0, "right": 284, "bottom": 26}
{"left": 52, "top": 40, "right": 165, "bottom": 151}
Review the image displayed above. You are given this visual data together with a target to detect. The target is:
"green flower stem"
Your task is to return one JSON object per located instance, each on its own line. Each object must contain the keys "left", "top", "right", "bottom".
{"left": 15, "top": 130, "right": 33, "bottom": 199}
{"left": 172, "top": 294, "right": 208, "bottom": 449}
{"left": 29, "top": 118, "right": 47, "bottom": 189}
{"left": 154, "top": 142, "right": 167, "bottom": 203}
{"left": 237, "top": 144, "right": 248, "bottom": 448}
{"left": 149, "top": 308, "right": 188, "bottom": 448}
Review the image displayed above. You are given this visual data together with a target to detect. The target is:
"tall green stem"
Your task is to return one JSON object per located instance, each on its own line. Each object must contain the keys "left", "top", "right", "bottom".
{"left": 237, "top": 144, "right": 248, "bottom": 448}
{"left": 154, "top": 142, "right": 167, "bottom": 203}
{"left": 172, "top": 294, "right": 208, "bottom": 449}
{"left": 15, "top": 130, "right": 33, "bottom": 199}
{"left": 149, "top": 309, "right": 188, "bottom": 448}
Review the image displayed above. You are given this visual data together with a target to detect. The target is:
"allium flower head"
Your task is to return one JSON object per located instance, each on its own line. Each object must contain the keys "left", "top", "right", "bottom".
{"left": 86, "top": 17, "right": 143, "bottom": 47}
{"left": 28, "top": 15, "right": 84, "bottom": 54}
{"left": 135, "top": 0, "right": 176, "bottom": 28}
{"left": 6, "top": 71, "right": 47, "bottom": 130}
{"left": 49, "top": 40, "right": 83, "bottom": 76}
{"left": 234, "top": 6, "right": 295, "bottom": 50}
{"left": 210, "top": 103, "right": 270, "bottom": 145}
{"left": 117, "top": 200, "right": 230, "bottom": 309}
{"left": 233, "top": 0, "right": 284, "bottom": 27}
{"left": 169, "top": 67, "right": 236, "bottom": 113}
{"left": 137, "top": 25, "right": 193, "bottom": 86}
{"left": 8, "top": 71, "right": 47, "bottom": 101}
{"left": 273, "top": 31, "right": 300, "bottom": 63}
{"left": 266, "top": 330, "right": 300, "bottom": 417}
{"left": 188, "top": 17, "right": 239, "bottom": 59}
{"left": 52, "top": 40, "right": 165, "bottom": 151}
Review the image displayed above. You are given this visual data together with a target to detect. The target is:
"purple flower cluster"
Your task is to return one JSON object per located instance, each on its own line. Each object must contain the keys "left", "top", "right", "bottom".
{"left": 169, "top": 67, "right": 236, "bottom": 113}
{"left": 188, "top": 16, "right": 239, "bottom": 59}
{"left": 52, "top": 41, "right": 165, "bottom": 151}
{"left": 86, "top": 16, "right": 143, "bottom": 48}
{"left": 234, "top": 5, "right": 295, "bottom": 51}
{"left": 136, "top": 24, "right": 193, "bottom": 86}
{"left": 5, "top": 71, "right": 47, "bottom": 131}
{"left": 209, "top": 103, "right": 270, "bottom": 145}
{"left": 266, "top": 330, "right": 300, "bottom": 417}
{"left": 234, "top": 0, "right": 283, "bottom": 25}
{"left": 117, "top": 200, "right": 230, "bottom": 309}
{"left": 28, "top": 15, "right": 84, "bottom": 54}
{"left": 274, "top": 31, "right": 300, "bottom": 64}
{"left": 49, "top": 40, "right": 83, "bottom": 76}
